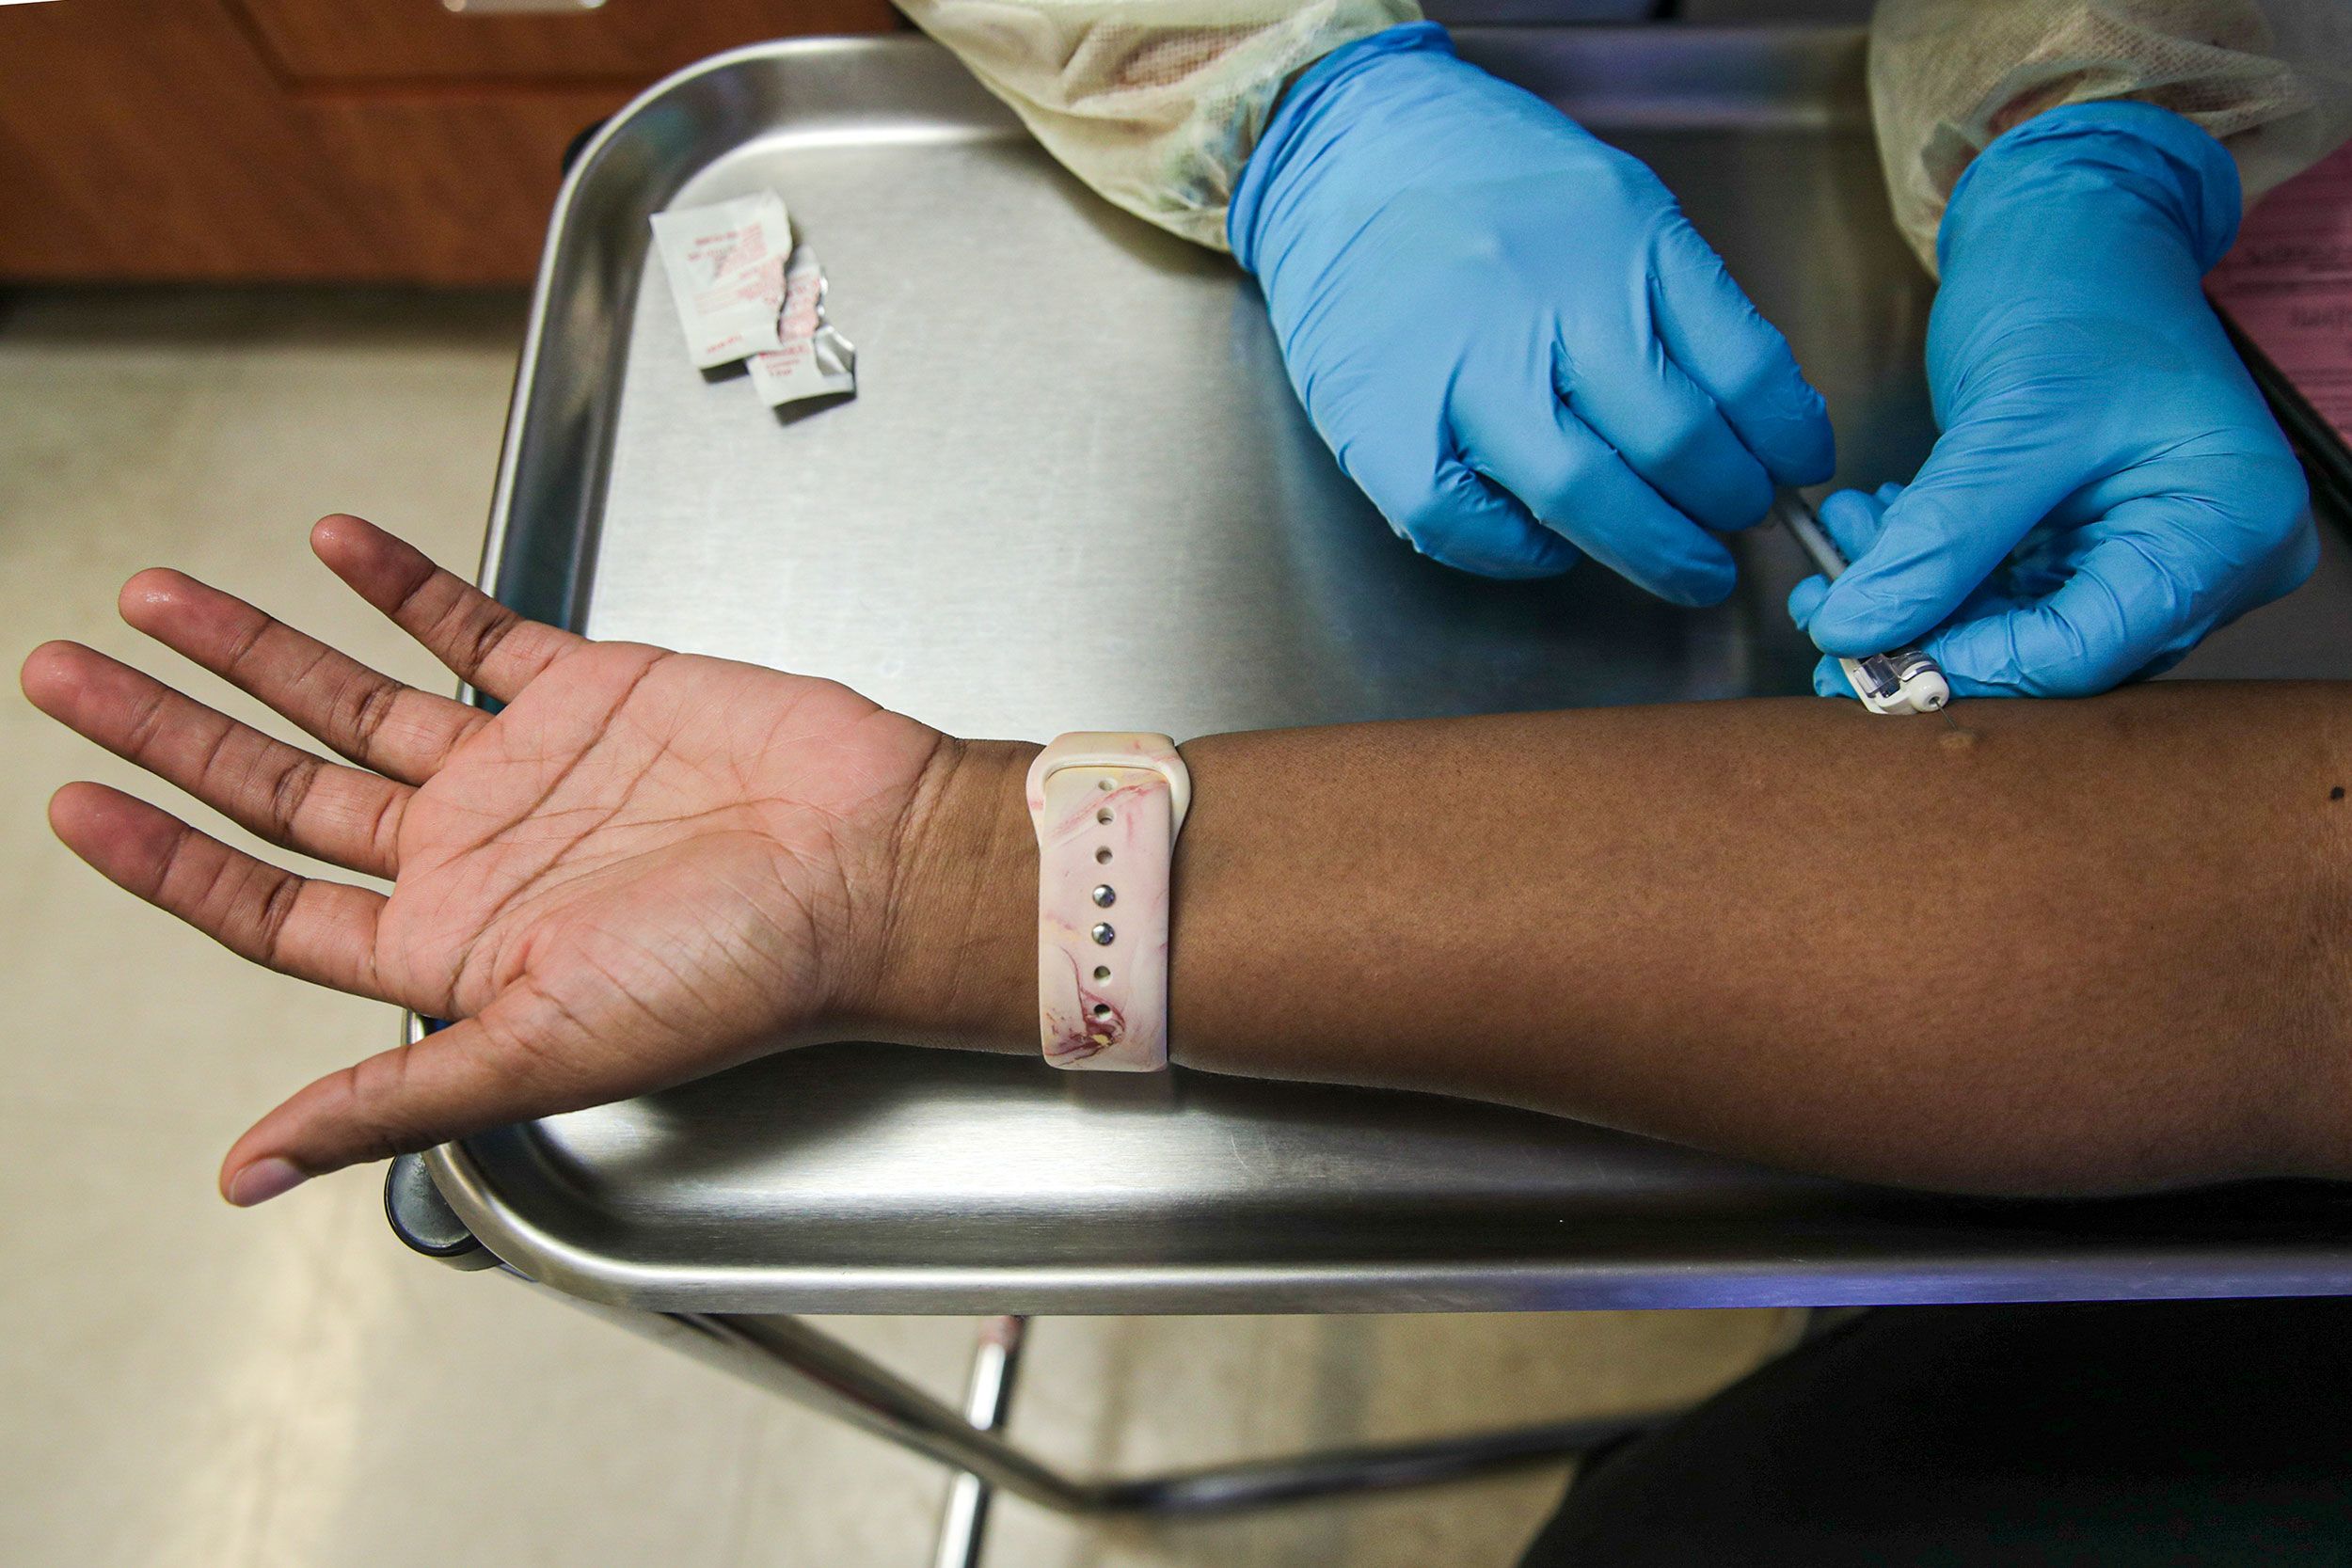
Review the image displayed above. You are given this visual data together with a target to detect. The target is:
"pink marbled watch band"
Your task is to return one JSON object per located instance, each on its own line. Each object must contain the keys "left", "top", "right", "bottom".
{"left": 1025, "top": 733, "right": 1191, "bottom": 1071}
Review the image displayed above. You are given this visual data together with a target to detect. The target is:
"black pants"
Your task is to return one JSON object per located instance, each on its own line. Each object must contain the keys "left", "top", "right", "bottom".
{"left": 1518, "top": 1299, "right": 2352, "bottom": 1566}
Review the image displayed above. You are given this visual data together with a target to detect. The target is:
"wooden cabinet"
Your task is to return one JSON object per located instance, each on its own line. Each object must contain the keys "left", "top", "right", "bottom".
{"left": 235, "top": 0, "right": 893, "bottom": 83}
{"left": 0, "top": 0, "right": 900, "bottom": 283}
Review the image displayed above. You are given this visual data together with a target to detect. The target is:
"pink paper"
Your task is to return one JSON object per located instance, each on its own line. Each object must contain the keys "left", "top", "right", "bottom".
{"left": 2209, "top": 142, "right": 2352, "bottom": 443}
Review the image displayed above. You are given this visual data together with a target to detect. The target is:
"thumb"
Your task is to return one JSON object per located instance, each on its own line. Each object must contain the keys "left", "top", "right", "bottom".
{"left": 1786, "top": 486, "right": 1897, "bottom": 636}
{"left": 219, "top": 988, "right": 609, "bottom": 1203}
{"left": 1807, "top": 408, "right": 2079, "bottom": 657}
{"left": 1820, "top": 483, "right": 1906, "bottom": 559}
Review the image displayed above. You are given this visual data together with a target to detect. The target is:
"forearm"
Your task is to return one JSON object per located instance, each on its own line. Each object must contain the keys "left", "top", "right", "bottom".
{"left": 880, "top": 684, "right": 2352, "bottom": 1196}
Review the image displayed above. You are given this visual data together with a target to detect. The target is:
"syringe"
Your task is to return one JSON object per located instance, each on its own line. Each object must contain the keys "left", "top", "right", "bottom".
{"left": 1773, "top": 490, "right": 1953, "bottom": 718}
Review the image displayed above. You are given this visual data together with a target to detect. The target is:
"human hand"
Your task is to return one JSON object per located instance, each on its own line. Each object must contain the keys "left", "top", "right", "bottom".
{"left": 1796, "top": 103, "right": 2316, "bottom": 698}
{"left": 22, "top": 516, "right": 962, "bottom": 1204}
{"left": 1228, "top": 23, "right": 1834, "bottom": 594}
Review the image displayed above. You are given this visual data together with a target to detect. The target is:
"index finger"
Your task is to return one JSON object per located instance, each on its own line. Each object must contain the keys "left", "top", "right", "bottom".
{"left": 1455, "top": 402, "right": 1737, "bottom": 606}
{"left": 1650, "top": 215, "right": 1836, "bottom": 488}
{"left": 1806, "top": 410, "right": 2079, "bottom": 657}
{"left": 119, "top": 568, "right": 485, "bottom": 786}
{"left": 310, "top": 515, "right": 584, "bottom": 703}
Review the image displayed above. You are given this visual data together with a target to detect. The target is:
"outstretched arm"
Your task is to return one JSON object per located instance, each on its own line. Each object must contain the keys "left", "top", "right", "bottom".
{"left": 23, "top": 519, "right": 2352, "bottom": 1203}
{"left": 891, "top": 687, "right": 2352, "bottom": 1196}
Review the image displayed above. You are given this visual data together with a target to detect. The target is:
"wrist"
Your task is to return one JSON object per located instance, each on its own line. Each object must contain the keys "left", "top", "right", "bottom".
{"left": 1940, "top": 102, "right": 2243, "bottom": 281}
{"left": 854, "top": 736, "right": 1039, "bottom": 1052}
{"left": 1228, "top": 21, "right": 1458, "bottom": 271}
{"left": 1930, "top": 103, "right": 2243, "bottom": 401}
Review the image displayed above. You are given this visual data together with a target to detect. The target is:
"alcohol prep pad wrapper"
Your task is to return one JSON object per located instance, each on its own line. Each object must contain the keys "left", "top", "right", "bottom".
{"left": 749, "top": 247, "right": 858, "bottom": 407}
{"left": 650, "top": 193, "right": 792, "bottom": 370}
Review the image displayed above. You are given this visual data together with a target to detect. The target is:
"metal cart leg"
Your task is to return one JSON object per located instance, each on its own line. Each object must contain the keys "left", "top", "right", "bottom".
{"left": 389, "top": 1156, "right": 1692, "bottom": 1559}
{"left": 524, "top": 1279, "right": 1679, "bottom": 1516}
{"left": 932, "top": 1316, "right": 1025, "bottom": 1568}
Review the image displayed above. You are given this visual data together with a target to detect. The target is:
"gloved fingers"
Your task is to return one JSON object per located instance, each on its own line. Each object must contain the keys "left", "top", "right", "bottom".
{"left": 1809, "top": 653, "right": 1852, "bottom": 700}
{"left": 1786, "top": 489, "right": 1887, "bottom": 641}
{"left": 1787, "top": 573, "right": 1829, "bottom": 634}
{"left": 1559, "top": 332, "right": 1774, "bottom": 532}
{"left": 1911, "top": 466, "right": 2317, "bottom": 698}
{"left": 1815, "top": 486, "right": 1894, "bottom": 561}
{"left": 1790, "top": 483, "right": 2050, "bottom": 663}
{"left": 1346, "top": 441, "right": 1583, "bottom": 578}
{"left": 2120, "top": 451, "right": 2320, "bottom": 622}
{"left": 1806, "top": 406, "right": 2085, "bottom": 657}
{"left": 2121, "top": 488, "right": 2317, "bottom": 649}
{"left": 1920, "top": 516, "right": 2210, "bottom": 697}
{"left": 1454, "top": 398, "right": 1737, "bottom": 605}
{"left": 1649, "top": 215, "right": 1836, "bottom": 487}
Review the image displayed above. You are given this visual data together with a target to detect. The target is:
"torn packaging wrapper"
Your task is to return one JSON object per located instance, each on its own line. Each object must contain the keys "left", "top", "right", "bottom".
{"left": 749, "top": 246, "right": 857, "bottom": 406}
{"left": 649, "top": 192, "right": 792, "bottom": 370}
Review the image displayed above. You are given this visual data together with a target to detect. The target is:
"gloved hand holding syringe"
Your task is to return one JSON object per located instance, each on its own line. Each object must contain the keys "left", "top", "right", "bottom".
{"left": 1774, "top": 490, "right": 1952, "bottom": 718}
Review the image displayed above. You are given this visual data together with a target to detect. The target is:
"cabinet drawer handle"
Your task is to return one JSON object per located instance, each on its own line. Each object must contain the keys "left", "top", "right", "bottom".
{"left": 442, "top": 0, "right": 610, "bottom": 15}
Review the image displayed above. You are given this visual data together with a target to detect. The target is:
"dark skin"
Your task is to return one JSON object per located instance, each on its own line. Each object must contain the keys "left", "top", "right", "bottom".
{"left": 22, "top": 516, "right": 2352, "bottom": 1205}
{"left": 897, "top": 689, "right": 2352, "bottom": 1196}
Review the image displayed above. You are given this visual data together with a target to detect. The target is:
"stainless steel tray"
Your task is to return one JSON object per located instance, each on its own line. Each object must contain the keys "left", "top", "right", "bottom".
{"left": 426, "top": 27, "right": 2352, "bottom": 1314}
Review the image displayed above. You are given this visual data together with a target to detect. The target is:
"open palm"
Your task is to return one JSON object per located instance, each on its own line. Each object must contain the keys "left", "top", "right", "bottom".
{"left": 22, "top": 516, "right": 947, "bottom": 1204}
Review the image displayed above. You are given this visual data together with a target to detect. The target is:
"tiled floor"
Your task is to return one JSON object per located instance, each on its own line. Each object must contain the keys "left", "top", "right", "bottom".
{"left": 0, "top": 288, "right": 1795, "bottom": 1568}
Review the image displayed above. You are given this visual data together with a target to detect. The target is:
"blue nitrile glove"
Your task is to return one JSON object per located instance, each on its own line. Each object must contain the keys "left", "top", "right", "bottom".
{"left": 1795, "top": 102, "right": 2316, "bottom": 699}
{"left": 1228, "top": 23, "right": 1835, "bottom": 597}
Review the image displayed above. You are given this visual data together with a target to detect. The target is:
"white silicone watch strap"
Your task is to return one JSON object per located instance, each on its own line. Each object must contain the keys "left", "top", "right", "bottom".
{"left": 1025, "top": 733, "right": 1190, "bottom": 1071}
